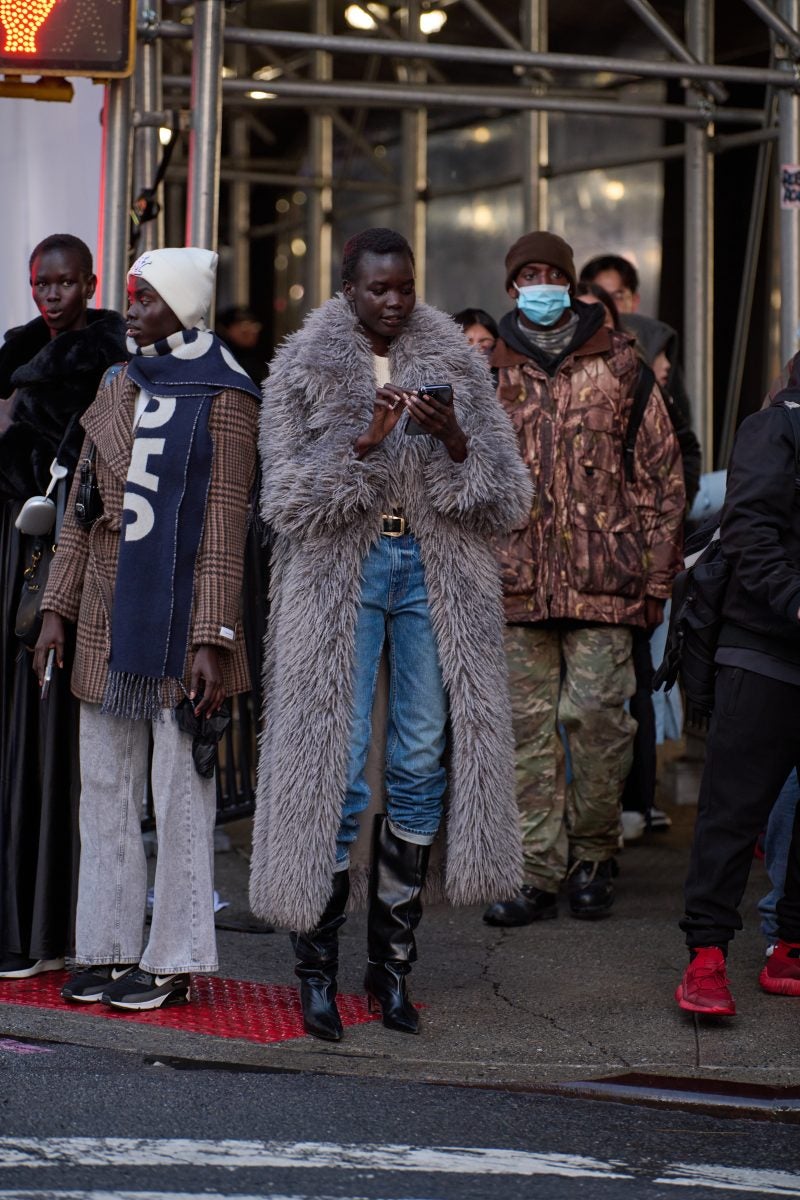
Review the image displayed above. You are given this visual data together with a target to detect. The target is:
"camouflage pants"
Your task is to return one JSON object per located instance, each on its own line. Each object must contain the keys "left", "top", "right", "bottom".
{"left": 505, "top": 623, "right": 637, "bottom": 892}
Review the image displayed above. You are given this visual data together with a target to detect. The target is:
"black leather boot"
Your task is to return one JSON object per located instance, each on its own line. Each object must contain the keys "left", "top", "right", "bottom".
{"left": 483, "top": 885, "right": 558, "bottom": 926}
{"left": 291, "top": 868, "right": 350, "bottom": 1041}
{"left": 568, "top": 858, "right": 619, "bottom": 919}
{"left": 364, "top": 815, "right": 430, "bottom": 1034}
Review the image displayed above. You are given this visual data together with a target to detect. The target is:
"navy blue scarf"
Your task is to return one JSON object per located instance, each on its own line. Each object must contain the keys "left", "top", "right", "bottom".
{"left": 102, "top": 329, "right": 259, "bottom": 719}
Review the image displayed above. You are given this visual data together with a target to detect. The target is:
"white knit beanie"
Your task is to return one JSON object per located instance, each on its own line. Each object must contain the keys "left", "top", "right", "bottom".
{"left": 128, "top": 247, "right": 218, "bottom": 329}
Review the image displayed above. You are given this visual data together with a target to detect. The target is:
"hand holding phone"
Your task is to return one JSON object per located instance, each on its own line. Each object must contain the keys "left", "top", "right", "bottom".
{"left": 404, "top": 383, "right": 454, "bottom": 436}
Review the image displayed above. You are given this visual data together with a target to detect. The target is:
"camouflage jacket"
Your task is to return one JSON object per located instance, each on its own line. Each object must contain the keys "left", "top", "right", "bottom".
{"left": 492, "top": 322, "right": 685, "bottom": 627}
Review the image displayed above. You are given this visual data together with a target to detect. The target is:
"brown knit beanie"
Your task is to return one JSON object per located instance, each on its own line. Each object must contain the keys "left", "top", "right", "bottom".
{"left": 504, "top": 231, "right": 577, "bottom": 291}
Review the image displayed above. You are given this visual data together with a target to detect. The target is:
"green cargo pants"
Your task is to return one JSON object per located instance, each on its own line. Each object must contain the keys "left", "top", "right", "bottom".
{"left": 505, "top": 623, "right": 637, "bottom": 892}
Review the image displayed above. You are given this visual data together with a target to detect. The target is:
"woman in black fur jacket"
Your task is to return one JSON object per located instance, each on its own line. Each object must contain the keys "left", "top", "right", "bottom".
{"left": 0, "top": 234, "right": 127, "bottom": 980}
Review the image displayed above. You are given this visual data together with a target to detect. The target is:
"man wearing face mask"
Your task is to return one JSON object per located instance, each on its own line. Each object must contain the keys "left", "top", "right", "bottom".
{"left": 484, "top": 231, "right": 685, "bottom": 925}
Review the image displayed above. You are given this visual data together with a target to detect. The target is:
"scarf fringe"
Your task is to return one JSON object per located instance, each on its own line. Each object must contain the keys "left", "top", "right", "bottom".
{"left": 101, "top": 671, "right": 171, "bottom": 721}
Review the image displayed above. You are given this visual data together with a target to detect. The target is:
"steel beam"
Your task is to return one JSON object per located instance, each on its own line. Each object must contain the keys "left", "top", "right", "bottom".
{"left": 308, "top": 0, "right": 333, "bottom": 308}
{"left": 229, "top": 42, "right": 251, "bottom": 306}
{"left": 133, "top": 0, "right": 164, "bottom": 254}
{"left": 521, "top": 0, "right": 548, "bottom": 231}
{"left": 623, "top": 0, "right": 727, "bottom": 103}
{"left": 400, "top": 0, "right": 427, "bottom": 287}
{"left": 779, "top": 0, "right": 800, "bottom": 365}
{"left": 163, "top": 73, "right": 765, "bottom": 124}
{"left": 185, "top": 0, "right": 224, "bottom": 251}
{"left": 97, "top": 76, "right": 134, "bottom": 313}
{"left": 684, "top": 0, "right": 714, "bottom": 470}
{"left": 742, "top": 0, "right": 800, "bottom": 57}
{"left": 151, "top": 20, "right": 800, "bottom": 90}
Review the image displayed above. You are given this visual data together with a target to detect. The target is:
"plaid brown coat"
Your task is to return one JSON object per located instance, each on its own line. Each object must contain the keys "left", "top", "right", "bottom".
{"left": 42, "top": 366, "right": 258, "bottom": 706}
{"left": 492, "top": 324, "right": 685, "bottom": 627}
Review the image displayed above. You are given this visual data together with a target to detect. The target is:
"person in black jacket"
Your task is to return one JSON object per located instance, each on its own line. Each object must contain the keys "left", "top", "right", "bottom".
{"left": 675, "top": 363, "right": 800, "bottom": 1014}
{"left": 0, "top": 233, "right": 127, "bottom": 981}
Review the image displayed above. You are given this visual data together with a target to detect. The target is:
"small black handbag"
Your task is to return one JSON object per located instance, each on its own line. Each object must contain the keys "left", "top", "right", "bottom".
{"left": 15, "top": 535, "right": 55, "bottom": 649}
{"left": 74, "top": 442, "right": 103, "bottom": 530}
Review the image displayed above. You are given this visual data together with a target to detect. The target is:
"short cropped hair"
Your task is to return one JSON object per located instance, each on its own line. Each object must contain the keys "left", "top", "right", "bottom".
{"left": 341, "top": 228, "right": 415, "bottom": 284}
{"left": 29, "top": 234, "right": 94, "bottom": 277}
{"left": 579, "top": 253, "right": 639, "bottom": 295}
{"left": 452, "top": 307, "right": 499, "bottom": 339}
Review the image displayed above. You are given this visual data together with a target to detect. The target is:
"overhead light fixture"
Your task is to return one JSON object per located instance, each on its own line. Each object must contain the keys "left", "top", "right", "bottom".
{"left": 247, "top": 89, "right": 277, "bottom": 100}
{"left": 158, "top": 126, "right": 173, "bottom": 146}
{"left": 254, "top": 65, "right": 282, "bottom": 82}
{"left": 419, "top": 9, "right": 447, "bottom": 34}
{"left": 344, "top": 3, "right": 389, "bottom": 31}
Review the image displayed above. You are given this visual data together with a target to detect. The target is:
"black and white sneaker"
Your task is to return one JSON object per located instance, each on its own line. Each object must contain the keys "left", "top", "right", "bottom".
{"left": 102, "top": 969, "right": 191, "bottom": 1011}
{"left": 61, "top": 964, "right": 138, "bottom": 1003}
{"left": 0, "top": 954, "right": 65, "bottom": 980}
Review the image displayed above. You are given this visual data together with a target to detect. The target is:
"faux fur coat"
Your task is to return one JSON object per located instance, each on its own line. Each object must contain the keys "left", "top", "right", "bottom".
{"left": 249, "top": 295, "right": 533, "bottom": 931}
{"left": 0, "top": 311, "right": 127, "bottom": 500}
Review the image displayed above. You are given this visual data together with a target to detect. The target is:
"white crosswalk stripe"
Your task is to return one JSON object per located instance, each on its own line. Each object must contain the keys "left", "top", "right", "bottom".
{"left": 0, "top": 1139, "right": 798, "bottom": 1197}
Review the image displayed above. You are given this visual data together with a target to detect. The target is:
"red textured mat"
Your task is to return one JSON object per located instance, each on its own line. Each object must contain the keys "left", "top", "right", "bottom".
{"left": 0, "top": 971, "right": 378, "bottom": 1045}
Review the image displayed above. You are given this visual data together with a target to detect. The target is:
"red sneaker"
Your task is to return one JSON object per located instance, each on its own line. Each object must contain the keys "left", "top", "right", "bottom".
{"left": 675, "top": 947, "right": 736, "bottom": 1015}
{"left": 759, "top": 940, "right": 800, "bottom": 996}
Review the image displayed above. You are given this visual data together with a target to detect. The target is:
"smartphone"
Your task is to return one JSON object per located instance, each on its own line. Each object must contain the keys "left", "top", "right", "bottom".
{"left": 41, "top": 647, "right": 54, "bottom": 701}
{"left": 405, "top": 382, "right": 454, "bottom": 436}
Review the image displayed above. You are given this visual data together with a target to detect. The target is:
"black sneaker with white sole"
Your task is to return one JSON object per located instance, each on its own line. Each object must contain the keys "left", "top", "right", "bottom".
{"left": 101, "top": 968, "right": 191, "bottom": 1010}
{"left": 61, "top": 964, "right": 138, "bottom": 1003}
{"left": 0, "top": 953, "right": 65, "bottom": 980}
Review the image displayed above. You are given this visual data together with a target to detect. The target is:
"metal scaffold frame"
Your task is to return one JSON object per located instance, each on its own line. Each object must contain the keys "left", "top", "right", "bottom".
{"left": 99, "top": 0, "right": 800, "bottom": 465}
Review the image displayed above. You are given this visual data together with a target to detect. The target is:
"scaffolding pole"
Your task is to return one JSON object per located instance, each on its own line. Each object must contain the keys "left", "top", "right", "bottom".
{"left": 133, "top": 0, "right": 164, "bottom": 255}
{"left": 229, "top": 43, "right": 251, "bottom": 305}
{"left": 308, "top": 0, "right": 333, "bottom": 308}
{"left": 623, "top": 0, "right": 727, "bottom": 103}
{"left": 684, "top": 0, "right": 714, "bottom": 470}
{"left": 97, "top": 76, "right": 134, "bottom": 313}
{"left": 521, "top": 0, "right": 547, "bottom": 231}
{"left": 185, "top": 0, "right": 225, "bottom": 251}
{"left": 779, "top": 0, "right": 800, "bottom": 366}
{"left": 400, "top": 0, "right": 427, "bottom": 290}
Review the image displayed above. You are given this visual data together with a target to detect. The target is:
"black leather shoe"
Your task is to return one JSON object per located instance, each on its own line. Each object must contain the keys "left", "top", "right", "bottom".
{"left": 483, "top": 886, "right": 558, "bottom": 927}
{"left": 568, "top": 859, "right": 618, "bottom": 919}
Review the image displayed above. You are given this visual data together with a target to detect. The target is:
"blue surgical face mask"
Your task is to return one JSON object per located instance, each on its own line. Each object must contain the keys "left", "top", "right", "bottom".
{"left": 515, "top": 283, "right": 571, "bottom": 327}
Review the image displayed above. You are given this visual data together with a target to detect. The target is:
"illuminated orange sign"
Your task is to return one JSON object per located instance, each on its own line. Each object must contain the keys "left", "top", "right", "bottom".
{"left": 0, "top": 0, "right": 135, "bottom": 78}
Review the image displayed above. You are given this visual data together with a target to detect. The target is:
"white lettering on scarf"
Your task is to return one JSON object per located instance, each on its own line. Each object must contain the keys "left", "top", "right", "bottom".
{"left": 123, "top": 396, "right": 177, "bottom": 541}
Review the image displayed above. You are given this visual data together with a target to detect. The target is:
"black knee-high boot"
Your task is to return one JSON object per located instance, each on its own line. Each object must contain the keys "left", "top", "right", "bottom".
{"left": 364, "top": 814, "right": 430, "bottom": 1034}
{"left": 291, "top": 868, "right": 350, "bottom": 1042}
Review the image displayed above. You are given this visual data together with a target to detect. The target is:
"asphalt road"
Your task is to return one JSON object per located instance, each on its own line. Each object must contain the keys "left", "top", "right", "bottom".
{"left": 0, "top": 1035, "right": 799, "bottom": 1199}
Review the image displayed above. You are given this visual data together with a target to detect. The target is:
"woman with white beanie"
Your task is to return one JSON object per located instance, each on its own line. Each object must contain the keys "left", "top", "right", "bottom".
{"left": 34, "top": 247, "right": 260, "bottom": 1012}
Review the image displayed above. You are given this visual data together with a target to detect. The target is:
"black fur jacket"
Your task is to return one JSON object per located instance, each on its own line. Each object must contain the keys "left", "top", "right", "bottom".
{"left": 0, "top": 309, "right": 127, "bottom": 500}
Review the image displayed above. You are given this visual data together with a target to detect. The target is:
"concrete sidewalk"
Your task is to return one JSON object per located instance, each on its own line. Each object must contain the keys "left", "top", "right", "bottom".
{"left": 1, "top": 746, "right": 798, "bottom": 1098}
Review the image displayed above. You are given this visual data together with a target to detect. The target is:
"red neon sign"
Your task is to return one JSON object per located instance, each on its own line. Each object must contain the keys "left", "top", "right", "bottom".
{"left": 0, "top": 0, "right": 135, "bottom": 78}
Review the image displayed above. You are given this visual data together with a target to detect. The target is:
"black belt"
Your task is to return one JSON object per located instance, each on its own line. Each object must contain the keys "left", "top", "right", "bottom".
{"left": 380, "top": 512, "right": 408, "bottom": 537}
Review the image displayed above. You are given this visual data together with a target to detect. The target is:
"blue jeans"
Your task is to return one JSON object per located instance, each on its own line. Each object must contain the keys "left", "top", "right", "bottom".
{"left": 759, "top": 769, "right": 800, "bottom": 940}
{"left": 338, "top": 533, "right": 448, "bottom": 863}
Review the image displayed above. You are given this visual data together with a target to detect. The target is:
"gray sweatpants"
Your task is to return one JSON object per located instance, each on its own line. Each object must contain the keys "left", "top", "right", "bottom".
{"left": 75, "top": 703, "right": 218, "bottom": 974}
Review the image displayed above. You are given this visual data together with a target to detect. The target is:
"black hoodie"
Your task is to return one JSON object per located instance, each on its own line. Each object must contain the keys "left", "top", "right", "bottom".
{"left": 497, "top": 298, "right": 605, "bottom": 377}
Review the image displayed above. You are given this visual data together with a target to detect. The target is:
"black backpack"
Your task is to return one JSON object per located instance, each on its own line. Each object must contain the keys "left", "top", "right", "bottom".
{"left": 652, "top": 400, "right": 800, "bottom": 727}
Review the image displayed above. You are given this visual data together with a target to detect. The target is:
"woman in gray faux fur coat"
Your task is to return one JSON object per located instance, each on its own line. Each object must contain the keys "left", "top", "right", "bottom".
{"left": 250, "top": 228, "right": 532, "bottom": 1040}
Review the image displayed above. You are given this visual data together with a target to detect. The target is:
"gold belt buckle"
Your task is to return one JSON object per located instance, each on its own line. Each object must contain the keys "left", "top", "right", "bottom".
{"left": 381, "top": 513, "right": 406, "bottom": 537}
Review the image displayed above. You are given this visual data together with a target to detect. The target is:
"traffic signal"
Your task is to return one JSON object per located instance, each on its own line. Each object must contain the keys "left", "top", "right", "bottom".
{"left": 0, "top": 0, "right": 136, "bottom": 78}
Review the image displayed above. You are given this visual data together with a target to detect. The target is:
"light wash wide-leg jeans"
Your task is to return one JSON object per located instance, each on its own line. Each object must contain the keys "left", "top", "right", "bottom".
{"left": 75, "top": 702, "right": 218, "bottom": 974}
